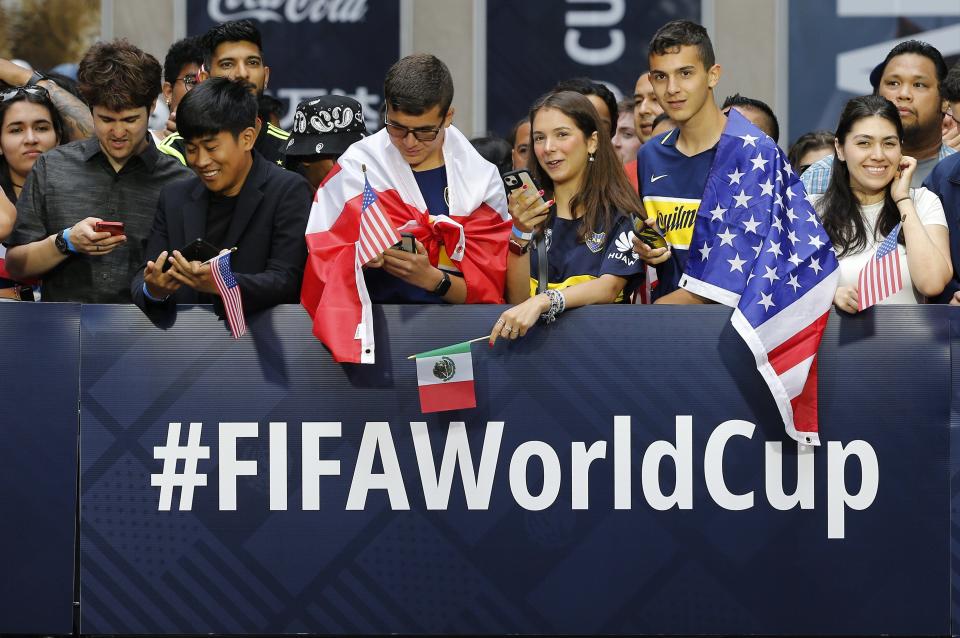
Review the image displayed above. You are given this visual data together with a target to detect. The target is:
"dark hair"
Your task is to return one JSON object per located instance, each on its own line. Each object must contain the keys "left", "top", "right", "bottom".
{"left": 942, "top": 61, "right": 960, "bottom": 103}
{"left": 787, "top": 130, "right": 834, "bottom": 172}
{"left": 78, "top": 39, "right": 162, "bottom": 111}
{"left": 818, "top": 95, "right": 904, "bottom": 258}
{"left": 0, "top": 86, "right": 65, "bottom": 200}
{"left": 257, "top": 93, "right": 284, "bottom": 123}
{"left": 616, "top": 96, "right": 634, "bottom": 115}
{"left": 872, "top": 40, "right": 948, "bottom": 93}
{"left": 384, "top": 53, "right": 454, "bottom": 116}
{"left": 552, "top": 77, "right": 617, "bottom": 137}
{"left": 164, "top": 36, "right": 203, "bottom": 85}
{"left": 648, "top": 20, "right": 715, "bottom": 70}
{"left": 177, "top": 77, "right": 257, "bottom": 142}
{"left": 721, "top": 93, "right": 780, "bottom": 142}
{"left": 470, "top": 135, "right": 512, "bottom": 175}
{"left": 527, "top": 90, "right": 643, "bottom": 242}
{"left": 202, "top": 19, "right": 263, "bottom": 70}
{"left": 506, "top": 116, "right": 528, "bottom": 147}
{"left": 651, "top": 112, "right": 672, "bottom": 129}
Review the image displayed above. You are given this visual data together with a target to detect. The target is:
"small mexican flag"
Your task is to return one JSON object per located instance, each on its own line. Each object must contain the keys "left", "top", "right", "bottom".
{"left": 414, "top": 340, "right": 477, "bottom": 413}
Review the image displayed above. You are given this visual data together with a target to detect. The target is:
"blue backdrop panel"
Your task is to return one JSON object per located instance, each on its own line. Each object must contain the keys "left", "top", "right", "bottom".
{"left": 0, "top": 303, "right": 79, "bottom": 634}
{"left": 187, "top": 1, "right": 400, "bottom": 132}
{"left": 485, "top": 0, "right": 701, "bottom": 137}
{"left": 788, "top": 0, "right": 960, "bottom": 146}
{"left": 78, "top": 304, "right": 950, "bottom": 635}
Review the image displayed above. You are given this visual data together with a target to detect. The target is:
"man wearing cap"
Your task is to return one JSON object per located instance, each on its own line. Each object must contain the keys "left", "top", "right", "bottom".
{"left": 284, "top": 95, "right": 368, "bottom": 191}
{"left": 132, "top": 78, "right": 312, "bottom": 316}
{"left": 802, "top": 40, "right": 957, "bottom": 195}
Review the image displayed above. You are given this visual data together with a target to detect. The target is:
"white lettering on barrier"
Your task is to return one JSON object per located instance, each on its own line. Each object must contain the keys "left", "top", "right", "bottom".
{"left": 411, "top": 421, "right": 503, "bottom": 510}
{"left": 704, "top": 420, "right": 755, "bottom": 510}
{"left": 510, "top": 441, "right": 563, "bottom": 511}
{"left": 208, "top": 0, "right": 368, "bottom": 24}
{"left": 827, "top": 440, "right": 879, "bottom": 539}
{"left": 150, "top": 418, "right": 881, "bottom": 538}
{"left": 641, "top": 415, "right": 693, "bottom": 510}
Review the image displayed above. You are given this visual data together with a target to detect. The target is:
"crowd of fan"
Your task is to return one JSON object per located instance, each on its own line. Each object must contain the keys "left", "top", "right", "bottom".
{"left": 0, "top": 18, "right": 958, "bottom": 345}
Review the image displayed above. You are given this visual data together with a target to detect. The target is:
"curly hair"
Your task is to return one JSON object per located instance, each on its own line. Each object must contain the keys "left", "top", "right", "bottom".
{"left": 78, "top": 39, "right": 161, "bottom": 111}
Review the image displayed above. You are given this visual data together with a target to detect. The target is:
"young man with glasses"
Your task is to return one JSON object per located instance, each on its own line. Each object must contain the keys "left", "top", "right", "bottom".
{"left": 922, "top": 61, "right": 960, "bottom": 304}
{"left": 301, "top": 53, "right": 511, "bottom": 363}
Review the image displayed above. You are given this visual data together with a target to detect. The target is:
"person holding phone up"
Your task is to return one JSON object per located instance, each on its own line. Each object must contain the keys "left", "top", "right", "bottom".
{"left": 810, "top": 95, "right": 952, "bottom": 312}
{"left": 490, "top": 90, "right": 645, "bottom": 345}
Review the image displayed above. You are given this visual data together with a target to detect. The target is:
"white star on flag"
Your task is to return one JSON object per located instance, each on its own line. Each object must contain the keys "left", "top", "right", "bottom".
{"left": 728, "top": 168, "right": 745, "bottom": 185}
{"left": 710, "top": 204, "right": 727, "bottom": 222}
{"left": 699, "top": 241, "right": 713, "bottom": 260}
{"left": 762, "top": 265, "right": 780, "bottom": 283}
{"left": 767, "top": 240, "right": 782, "bottom": 257}
{"left": 759, "top": 179, "right": 774, "bottom": 197}
{"left": 808, "top": 257, "right": 823, "bottom": 274}
{"left": 717, "top": 228, "right": 737, "bottom": 246}
{"left": 743, "top": 215, "right": 761, "bottom": 234}
{"left": 739, "top": 133, "right": 758, "bottom": 147}
{"left": 786, "top": 274, "right": 801, "bottom": 292}
{"left": 758, "top": 292, "right": 775, "bottom": 311}
{"left": 808, "top": 234, "right": 825, "bottom": 249}
{"left": 728, "top": 253, "right": 746, "bottom": 272}
{"left": 733, "top": 190, "right": 753, "bottom": 208}
{"left": 751, "top": 154, "right": 769, "bottom": 171}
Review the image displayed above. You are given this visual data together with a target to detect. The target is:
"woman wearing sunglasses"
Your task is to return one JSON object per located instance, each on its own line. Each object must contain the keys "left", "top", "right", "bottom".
{"left": 489, "top": 90, "right": 644, "bottom": 344}
{"left": 0, "top": 85, "right": 64, "bottom": 300}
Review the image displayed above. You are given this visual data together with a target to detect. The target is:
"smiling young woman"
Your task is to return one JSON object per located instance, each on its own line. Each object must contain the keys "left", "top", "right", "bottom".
{"left": 811, "top": 94, "right": 953, "bottom": 312}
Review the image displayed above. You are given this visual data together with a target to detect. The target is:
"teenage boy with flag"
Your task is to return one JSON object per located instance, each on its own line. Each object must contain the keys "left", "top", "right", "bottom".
{"left": 132, "top": 78, "right": 313, "bottom": 326}
{"left": 302, "top": 53, "right": 511, "bottom": 364}
{"left": 632, "top": 20, "right": 839, "bottom": 446}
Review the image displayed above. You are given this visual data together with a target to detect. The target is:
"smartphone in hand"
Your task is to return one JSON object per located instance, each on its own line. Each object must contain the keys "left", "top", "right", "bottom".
{"left": 95, "top": 221, "right": 125, "bottom": 236}
{"left": 391, "top": 232, "right": 417, "bottom": 253}
{"left": 632, "top": 213, "right": 667, "bottom": 250}
{"left": 502, "top": 169, "right": 548, "bottom": 210}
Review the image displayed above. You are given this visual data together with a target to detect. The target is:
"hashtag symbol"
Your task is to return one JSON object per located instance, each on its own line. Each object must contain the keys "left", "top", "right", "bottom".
{"left": 151, "top": 422, "right": 210, "bottom": 511}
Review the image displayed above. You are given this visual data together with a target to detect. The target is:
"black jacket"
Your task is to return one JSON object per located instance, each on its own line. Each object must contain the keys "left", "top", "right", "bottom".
{"left": 131, "top": 151, "right": 312, "bottom": 315}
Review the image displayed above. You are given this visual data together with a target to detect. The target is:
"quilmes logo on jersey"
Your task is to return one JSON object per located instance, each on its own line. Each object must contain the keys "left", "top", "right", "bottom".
{"left": 433, "top": 356, "right": 456, "bottom": 382}
{"left": 642, "top": 196, "right": 699, "bottom": 249}
{"left": 208, "top": 0, "right": 368, "bottom": 23}
{"left": 608, "top": 231, "right": 639, "bottom": 266}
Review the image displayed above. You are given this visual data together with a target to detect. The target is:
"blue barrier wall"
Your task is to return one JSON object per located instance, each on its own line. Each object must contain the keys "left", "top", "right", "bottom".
{"left": 0, "top": 303, "right": 956, "bottom": 634}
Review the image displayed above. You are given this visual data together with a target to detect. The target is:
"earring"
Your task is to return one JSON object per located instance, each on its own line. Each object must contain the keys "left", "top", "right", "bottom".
{"left": 588, "top": 152, "right": 595, "bottom": 163}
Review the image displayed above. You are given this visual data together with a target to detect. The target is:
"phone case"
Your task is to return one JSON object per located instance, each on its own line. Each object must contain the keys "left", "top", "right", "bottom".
{"left": 502, "top": 169, "right": 547, "bottom": 208}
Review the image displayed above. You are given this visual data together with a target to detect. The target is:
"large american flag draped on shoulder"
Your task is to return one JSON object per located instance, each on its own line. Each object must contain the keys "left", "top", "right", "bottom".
{"left": 680, "top": 110, "right": 839, "bottom": 446}
{"left": 301, "top": 125, "right": 511, "bottom": 363}
{"left": 857, "top": 222, "right": 903, "bottom": 311}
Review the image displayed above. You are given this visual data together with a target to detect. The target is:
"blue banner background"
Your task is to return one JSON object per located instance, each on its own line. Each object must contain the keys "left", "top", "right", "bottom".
{"left": 485, "top": 0, "right": 701, "bottom": 137}
{"left": 186, "top": 0, "right": 400, "bottom": 133}
{"left": 71, "top": 304, "right": 951, "bottom": 635}
{"left": 0, "top": 304, "right": 79, "bottom": 635}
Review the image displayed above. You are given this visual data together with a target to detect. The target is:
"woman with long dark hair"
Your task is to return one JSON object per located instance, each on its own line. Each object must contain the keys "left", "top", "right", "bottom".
{"left": 0, "top": 85, "right": 64, "bottom": 203}
{"left": 489, "top": 90, "right": 644, "bottom": 343}
{"left": 0, "top": 85, "right": 64, "bottom": 299}
{"left": 812, "top": 94, "right": 951, "bottom": 312}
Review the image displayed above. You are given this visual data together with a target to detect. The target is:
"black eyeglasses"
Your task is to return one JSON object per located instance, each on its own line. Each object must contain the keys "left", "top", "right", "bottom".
{"left": 383, "top": 115, "right": 444, "bottom": 142}
{"left": 0, "top": 85, "right": 49, "bottom": 103}
{"left": 176, "top": 75, "right": 198, "bottom": 88}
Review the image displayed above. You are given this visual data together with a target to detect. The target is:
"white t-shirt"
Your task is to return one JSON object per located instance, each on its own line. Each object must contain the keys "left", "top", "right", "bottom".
{"left": 809, "top": 187, "right": 947, "bottom": 304}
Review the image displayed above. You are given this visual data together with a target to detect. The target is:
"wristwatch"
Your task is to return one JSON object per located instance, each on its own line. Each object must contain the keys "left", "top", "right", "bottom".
{"left": 508, "top": 237, "right": 531, "bottom": 256}
{"left": 54, "top": 229, "right": 71, "bottom": 255}
{"left": 432, "top": 270, "right": 452, "bottom": 296}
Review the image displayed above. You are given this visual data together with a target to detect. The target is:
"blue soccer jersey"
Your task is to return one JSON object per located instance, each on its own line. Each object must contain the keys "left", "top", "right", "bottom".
{"left": 528, "top": 213, "right": 642, "bottom": 301}
{"left": 636, "top": 129, "right": 716, "bottom": 300}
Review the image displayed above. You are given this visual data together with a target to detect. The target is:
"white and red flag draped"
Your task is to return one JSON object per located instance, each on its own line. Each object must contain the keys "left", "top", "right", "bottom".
{"left": 301, "top": 125, "right": 511, "bottom": 363}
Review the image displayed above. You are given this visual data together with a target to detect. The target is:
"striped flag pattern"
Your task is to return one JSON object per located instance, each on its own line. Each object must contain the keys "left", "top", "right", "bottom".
{"left": 209, "top": 251, "right": 247, "bottom": 339}
{"left": 857, "top": 222, "right": 903, "bottom": 311}
{"left": 356, "top": 168, "right": 400, "bottom": 265}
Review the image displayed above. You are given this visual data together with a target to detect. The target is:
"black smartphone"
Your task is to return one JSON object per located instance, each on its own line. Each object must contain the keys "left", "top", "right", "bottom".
{"left": 502, "top": 169, "right": 547, "bottom": 209}
{"left": 391, "top": 232, "right": 417, "bottom": 253}
{"left": 632, "top": 213, "right": 667, "bottom": 250}
{"left": 163, "top": 238, "right": 220, "bottom": 271}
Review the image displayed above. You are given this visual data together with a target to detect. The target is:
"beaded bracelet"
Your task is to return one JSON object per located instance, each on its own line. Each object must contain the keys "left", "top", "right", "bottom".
{"left": 540, "top": 289, "right": 566, "bottom": 323}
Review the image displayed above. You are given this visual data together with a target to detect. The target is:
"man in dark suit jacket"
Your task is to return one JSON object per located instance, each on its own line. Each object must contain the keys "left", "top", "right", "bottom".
{"left": 132, "top": 77, "right": 312, "bottom": 316}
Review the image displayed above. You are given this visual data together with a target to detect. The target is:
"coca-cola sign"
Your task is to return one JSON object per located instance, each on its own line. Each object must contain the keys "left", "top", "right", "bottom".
{"left": 208, "top": 0, "right": 368, "bottom": 24}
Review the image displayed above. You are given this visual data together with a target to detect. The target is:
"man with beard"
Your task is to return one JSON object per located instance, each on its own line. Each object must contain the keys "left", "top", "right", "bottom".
{"left": 802, "top": 40, "right": 955, "bottom": 194}
{"left": 199, "top": 19, "right": 290, "bottom": 166}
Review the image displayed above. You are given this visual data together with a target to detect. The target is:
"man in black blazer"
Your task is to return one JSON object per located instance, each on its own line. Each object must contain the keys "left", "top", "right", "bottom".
{"left": 132, "top": 77, "right": 312, "bottom": 317}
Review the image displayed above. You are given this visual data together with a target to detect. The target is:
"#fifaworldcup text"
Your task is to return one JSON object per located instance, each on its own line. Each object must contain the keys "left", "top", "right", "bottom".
{"left": 152, "top": 416, "right": 878, "bottom": 539}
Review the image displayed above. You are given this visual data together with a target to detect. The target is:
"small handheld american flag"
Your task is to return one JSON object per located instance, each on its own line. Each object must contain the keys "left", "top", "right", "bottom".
{"left": 857, "top": 222, "right": 903, "bottom": 311}
{"left": 209, "top": 250, "right": 247, "bottom": 339}
{"left": 356, "top": 165, "right": 401, "bottom": 265}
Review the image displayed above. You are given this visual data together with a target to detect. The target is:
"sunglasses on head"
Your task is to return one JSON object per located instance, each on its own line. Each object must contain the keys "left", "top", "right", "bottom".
{"left": 0, "top": 85, "right": 49, "bottom": 103}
